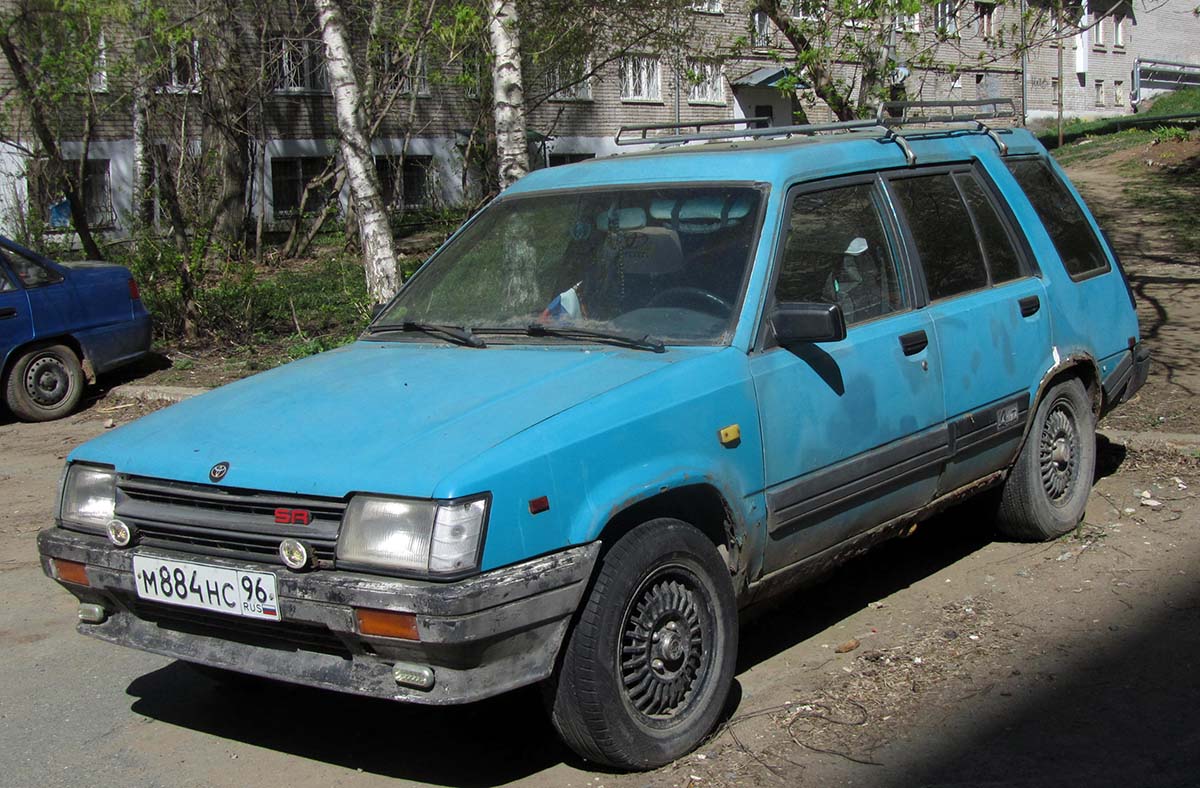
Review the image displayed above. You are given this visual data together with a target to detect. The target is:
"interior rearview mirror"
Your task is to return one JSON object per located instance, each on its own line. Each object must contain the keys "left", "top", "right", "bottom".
{"left": 770, "top": 302, "right": 847, "bottom": 346}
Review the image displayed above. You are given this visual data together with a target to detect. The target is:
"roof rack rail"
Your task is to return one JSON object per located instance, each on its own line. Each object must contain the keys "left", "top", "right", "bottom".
{"left": 876, "top": 98, "right": 1016, "bottom": 125}
{"left": 614, "top": 117, "right": 881, "bottom": 147}
{"left": 613, "top": 97, "right": 1018, "bottom": 164}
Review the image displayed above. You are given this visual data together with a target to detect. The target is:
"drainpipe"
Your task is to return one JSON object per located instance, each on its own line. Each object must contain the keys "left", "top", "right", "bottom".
{"left": 1020, "top": 0, "right": 1028, "bottom": 125}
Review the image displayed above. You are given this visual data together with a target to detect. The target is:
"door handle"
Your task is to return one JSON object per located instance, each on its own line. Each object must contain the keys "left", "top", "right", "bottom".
{"left": 1019, "top": 295, "right": 1041, "bottom": 317}
{"left": 0, "top": 307, "right": 16, "bottom": 319}
{"left": 899, "top": 329, "right": 928, "bottom": 356}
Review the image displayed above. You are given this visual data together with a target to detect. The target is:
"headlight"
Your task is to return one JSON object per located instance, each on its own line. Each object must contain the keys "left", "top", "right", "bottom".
{"left": 59, "top": 464, "right": 117, "bottom": 532}
{"left": 337, "top": 494, "right": 488, "bottom": 577}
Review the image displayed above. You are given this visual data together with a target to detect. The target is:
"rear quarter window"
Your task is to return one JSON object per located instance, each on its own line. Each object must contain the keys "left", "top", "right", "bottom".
{"left": 1006, "top": 158, "right": 1110, "bottom": 280}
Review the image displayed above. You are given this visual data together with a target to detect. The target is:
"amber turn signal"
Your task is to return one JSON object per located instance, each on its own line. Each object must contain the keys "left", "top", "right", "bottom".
{"left": 355, "top": 607, "right": 419, "bottom": 640}
{"left": 52, "top": 559, "right": 90, "bottom": 586}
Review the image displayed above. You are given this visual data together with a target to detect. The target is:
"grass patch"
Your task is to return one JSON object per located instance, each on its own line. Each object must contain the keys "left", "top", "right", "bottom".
{"left": 1039, "top": 87, "right": 1200, "bottom": 154}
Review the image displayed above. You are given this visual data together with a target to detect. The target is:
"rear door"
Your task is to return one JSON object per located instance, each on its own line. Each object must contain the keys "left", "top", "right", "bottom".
{"left": 750, "top": 176, "right": 946, "bottom": 574}
{"left": 886, "top": 166, "right": 1052, "bottom": 493}
{"left": 0, "top": 260, "right": 34, "bottom": 363}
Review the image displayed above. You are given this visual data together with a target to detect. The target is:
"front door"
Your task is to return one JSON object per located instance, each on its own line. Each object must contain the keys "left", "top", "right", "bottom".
{"left": 750, "top": 177, "right": 947, "bottom": 575}
{"left": 0, "top": 262, "right": 33, "bottom": 363}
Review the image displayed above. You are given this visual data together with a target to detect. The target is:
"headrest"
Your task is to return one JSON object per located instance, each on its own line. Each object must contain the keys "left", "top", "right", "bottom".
{"left": 595, "top": 207, "right": 647, "bottom": 230}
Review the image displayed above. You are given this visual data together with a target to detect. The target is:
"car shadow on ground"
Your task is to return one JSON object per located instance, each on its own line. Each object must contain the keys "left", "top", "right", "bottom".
{"left": 123, "top": 439, "right": 1132, "bottom": 785}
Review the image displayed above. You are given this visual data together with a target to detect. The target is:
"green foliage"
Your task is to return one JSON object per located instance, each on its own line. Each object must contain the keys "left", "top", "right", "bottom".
{"left": 1143, "top": 87, "right": 1200, "bottom": 116}
{"left": 1151, "top": 126, "right": 1190, "bottom": 144}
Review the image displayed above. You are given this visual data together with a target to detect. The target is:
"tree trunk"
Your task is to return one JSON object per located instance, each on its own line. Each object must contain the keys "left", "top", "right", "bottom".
{"left": 132, "top": 84, "right": 153, "bottom": 229}
{"left": 489, "top": 0, "right": 529, "bottom": 190}
{"left": 314, "top": 0, "right": 401, "bottom": 304}
{"left": 759, "top": 0, "right": 856, "bottom": 121}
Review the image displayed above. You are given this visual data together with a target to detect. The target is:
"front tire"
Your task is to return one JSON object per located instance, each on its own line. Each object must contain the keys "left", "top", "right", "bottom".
{"left": 996, "top": 378, "right": 1096, "bottom": 541}
{"left": 547, "top": 519, "right": 738, "bottom": 770}
{"left": 4, "top": 343, "right": 85, "bottom": 422}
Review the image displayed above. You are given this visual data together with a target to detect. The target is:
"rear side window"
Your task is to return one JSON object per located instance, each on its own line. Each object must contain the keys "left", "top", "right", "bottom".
{"left": 890, "top": 173, "right": 988, "bottom": 300}
{"left": 2, "top": 249, "right": 62, "bottom": 288}
{"left": 777, "top": 182, "right": 905, "bottom": 326}
{"left": 957, "top": 175, "right": 1022, "bottom": 284}
{"left": 1006, "top": 158, "right": 1110, "bottom": 279}
{"left": 0, "top": 267, "right": 14, "bottom": 292}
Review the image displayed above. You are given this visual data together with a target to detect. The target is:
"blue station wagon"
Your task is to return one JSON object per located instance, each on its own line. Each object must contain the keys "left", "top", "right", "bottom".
{"left": 38, "top": 101, "right": 1148, "bottom": 769}
{"left": 1, "top": 237, "right": 151, "bottom": 421}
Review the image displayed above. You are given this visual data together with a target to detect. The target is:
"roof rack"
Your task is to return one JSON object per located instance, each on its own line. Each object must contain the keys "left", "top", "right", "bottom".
{"left": 613, "top": 98, "right": 1016, "bottom": 166}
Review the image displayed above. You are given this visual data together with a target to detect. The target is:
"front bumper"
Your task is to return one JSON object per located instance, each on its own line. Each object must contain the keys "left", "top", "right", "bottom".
{"left": 38, "top": 527, "right": 599, "bottom": 705}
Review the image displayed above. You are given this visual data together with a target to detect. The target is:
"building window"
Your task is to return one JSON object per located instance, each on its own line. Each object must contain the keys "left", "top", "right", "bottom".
{"left": 35, "top": 159, "right": 114, "bottom": 230}
{"left": 90, "top": 31, "right": 108, "bottom": 92}
{"left": 1093, "top": 15, "right": 1105, "bottom": 46}
{"left": 750, "top": 11, "right": 772, "bottom": 47}
{"left": 547, "top": 61, "right": 592, "bottom": 101}
{"left": 897, "top": 11, "right": 920, "bottom": 31}
{"left": 397, "top": 52, "right": 430, "bottom": 96}
{"left": 1094, "top": 79, "right": 1104, "bottom": 106}
{"left": 1114, "top": 79, "right": 1126, "bottom": 106}
{"left": 619, "top": 55, "right": 661, "bottom": 101}
{"left": 933, "top": 1, "right": 958, "bottom": 35}
{"left": 273, "top": 36, "right": 327, "bottom": 93}
{"left": 1114, "top": 14, "right": 1125, "bottom": 46}
{"left": 549, "top": 153, "right": 595, "bottom": 167}
{"left": 157, "top": 40, "right": 201, "bottom": 93}
{"left": 376, "top": 155, "right": 433, "bottom": 210}
{"left": 690, "top": 0, "right": 722, "bottom": 13}
{"left": 271, "top": 156, "right": 334, "bottom": 217}
{"left": 975, "top": 3, "right": 994, "bottom": 38}
{"left": 687, "top": 60, "right": 724, "bottom": 104}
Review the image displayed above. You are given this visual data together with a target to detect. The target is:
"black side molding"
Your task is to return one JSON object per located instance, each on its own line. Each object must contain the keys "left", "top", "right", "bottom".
{"left": 899, "top": 330, "right": 928, "bottom": 356}
{"left": 1019, "top": 295, "right": 1040, "bottom": 317}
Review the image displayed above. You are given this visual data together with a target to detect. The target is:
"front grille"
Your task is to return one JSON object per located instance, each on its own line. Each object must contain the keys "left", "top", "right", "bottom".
{"left": 116, "top": 475, "right": 344, "bottom": 567}
{"left": 127, "top": 598, "right": 353, "bottom": 659}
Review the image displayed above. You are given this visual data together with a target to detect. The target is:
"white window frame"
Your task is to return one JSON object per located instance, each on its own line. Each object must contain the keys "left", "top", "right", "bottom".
{"left": 619, "top": 55, "right": 661, "bottom": 102}
{"left": 90, "top": 31, "right": 108, "bottom": 93}
{"left": 157, "top": 40, "right": 202, "bottom": 94}
{"left": 751, "top": 11, "right": 772, "bottom": 47}
{"left": 398, "top": 53, "right": 430, "bottom": 97}
{"left": 689, "top": 0, "right": 723, "bottom": 13}
{"left": 933, "top": 1, "right": 959, "bottom": 35}
{"left": 1093, "top": 14, "right": 1105, "bottom": 46}
{"left": 976, "top": 3, "right": 994, "bottom": 38}
{"left": 1114, "top": 79, "right": 1126, "bottom": 105}
{"left": 547, "top": 61, "right": 592, "bottom": 102}
{"left": 1094, "top": 79, "right": 1104, "bottom": 106}
{"left": 897, "top": 12, "right": 921, "bottom": 32}
{"left": 686, "top": 60, "right": 724, "bottom": 104}
{"left": 1114, "top": 14, "right": 1125, "bottom": 46}
{"left": 274, "top": 36, "right": 327, "bottom": 94}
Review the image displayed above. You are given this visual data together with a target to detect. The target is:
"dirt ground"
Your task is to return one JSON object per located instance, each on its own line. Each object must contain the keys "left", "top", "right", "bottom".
{"left": 2, "top": 140, "right": 1199, "bottom": 788}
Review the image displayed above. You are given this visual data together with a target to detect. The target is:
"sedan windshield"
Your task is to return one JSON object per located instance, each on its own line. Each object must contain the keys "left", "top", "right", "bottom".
{"left": 375, "top": 185, "right": 764, "bottom": 345}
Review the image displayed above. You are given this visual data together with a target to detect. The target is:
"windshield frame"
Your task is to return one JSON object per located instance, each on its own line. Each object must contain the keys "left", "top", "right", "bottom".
{"left": 365, "top": 179, "right": 772, "bottom": 348}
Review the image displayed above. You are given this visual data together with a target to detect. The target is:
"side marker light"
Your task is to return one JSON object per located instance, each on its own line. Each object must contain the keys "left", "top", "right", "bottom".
{"left": 718, "top": 424, "right": 741, "bottom": 447}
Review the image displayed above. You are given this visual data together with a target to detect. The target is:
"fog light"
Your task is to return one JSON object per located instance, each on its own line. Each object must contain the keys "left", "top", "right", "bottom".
{"left": 106, "top": 519, "right": 134, "bottom": 548}
{"left": 279, "top": 538, "right": 312, "bottom": 570}
{"left": 78, "top": 603, "right": 108, "bottom": 623}
{"left": 392, "top": 662, "right": 435, "bottom": 690}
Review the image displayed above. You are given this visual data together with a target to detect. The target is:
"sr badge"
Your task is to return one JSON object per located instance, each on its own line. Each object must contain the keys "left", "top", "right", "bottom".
{"left": 209, "top": 461, "right": 230, "bottom": 483}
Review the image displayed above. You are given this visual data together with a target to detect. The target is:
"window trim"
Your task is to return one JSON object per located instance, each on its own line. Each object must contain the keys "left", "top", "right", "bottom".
{"left": 618, "top": 55, "right": 663, "bottom": 102}
{"left": 754, "top": 172, "right": 918, "bottom": 353}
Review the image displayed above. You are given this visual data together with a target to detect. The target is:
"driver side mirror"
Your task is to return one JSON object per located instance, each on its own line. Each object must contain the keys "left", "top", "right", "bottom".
{"left": 770, "top": 302, "right": 847, "bottom": 346}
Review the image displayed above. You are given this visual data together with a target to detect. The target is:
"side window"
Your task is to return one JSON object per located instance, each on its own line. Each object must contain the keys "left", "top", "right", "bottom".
{"left": 890, "top": 173, "right": 988, "bottom": 300}
{"left": 3, "top": 249, "right": 62, "bottom": 288}
{"left": 955, "top": 173, "right": 1023, "bottom": 284}
{"left": 0, "top": 267, "right": 14, "bottom": 292}
{"left": 1006, "top": 158, "right": 1109, "bottom": 279}
{"left": 777, "top": 182, "right": 904, "bottom": 325}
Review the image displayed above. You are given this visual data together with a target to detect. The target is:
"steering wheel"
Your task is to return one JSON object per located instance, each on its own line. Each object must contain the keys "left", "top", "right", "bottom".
{"left": 644, "top": 286, "right": 733, "bottom": 316}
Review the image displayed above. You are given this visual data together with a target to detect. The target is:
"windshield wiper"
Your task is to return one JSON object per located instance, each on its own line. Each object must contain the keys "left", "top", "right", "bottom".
{"left": 522, "top": 323, "right": 665, "bottom": 353}
{"left": 367, "top": 321, "right": 487, "bottom": 348}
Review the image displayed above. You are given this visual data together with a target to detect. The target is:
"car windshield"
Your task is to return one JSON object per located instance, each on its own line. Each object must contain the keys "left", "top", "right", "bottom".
{"left": 375, "top": 185, "right": 764, "bottom": 345}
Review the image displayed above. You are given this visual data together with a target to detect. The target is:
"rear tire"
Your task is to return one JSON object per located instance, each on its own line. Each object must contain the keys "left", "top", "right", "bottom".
{"left": 996, "top": 378, "right": 1096, "bottom": 541}
{"left": 546, "top": 519, "right": 738, "bottom": 770}
{"left": 4, "top": 343, "right": 85, "bottom": 422}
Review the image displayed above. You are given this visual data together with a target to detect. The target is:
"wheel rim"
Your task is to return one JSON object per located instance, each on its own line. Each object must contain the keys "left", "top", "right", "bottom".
{"left": 618, "top": 564, "right": 714, "bottom": 727}
{"left": 24, "top": 355, "right": 70, "bottom": 407}
{"left": 1039, "top": 399, "right": 1081, "bottom": 506}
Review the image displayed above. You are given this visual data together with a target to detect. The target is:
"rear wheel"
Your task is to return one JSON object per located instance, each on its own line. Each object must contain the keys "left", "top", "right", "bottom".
{"left": 996, "top": 378, "right": 1096, "bottom": 541}
{"left": 4, "top": 343, "right": 85, "bottom": 422}
{"left": 546, "top": 519, "right": 738, "bottom": 770}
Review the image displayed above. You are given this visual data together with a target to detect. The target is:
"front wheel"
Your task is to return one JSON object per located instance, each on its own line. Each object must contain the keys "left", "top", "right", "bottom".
{"left": 995, "top": 378, "right": 1096, "bottom": 541}
{"left": 4, "top": 343, "right": 85, "bottom": 422}
{"left": 546, "top": 519, "right": 738, "bottom": 770}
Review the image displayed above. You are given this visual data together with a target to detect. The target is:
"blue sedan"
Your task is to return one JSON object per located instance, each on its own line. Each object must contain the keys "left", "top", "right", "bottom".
{"left": 0, "top": 237, "right": 151, "bottom": 421}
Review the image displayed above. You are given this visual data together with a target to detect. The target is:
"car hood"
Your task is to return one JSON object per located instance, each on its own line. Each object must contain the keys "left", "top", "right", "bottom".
{"left": 72, "top": 340, "right": 688, "bottom": 497}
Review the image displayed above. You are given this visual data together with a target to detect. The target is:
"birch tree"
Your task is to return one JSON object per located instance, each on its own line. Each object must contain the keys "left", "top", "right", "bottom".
{"left": 314, "top": 0, "right": 400, "bottom": 302}
{"left": 488, "top": 0, "right": 528, "bottom": 191}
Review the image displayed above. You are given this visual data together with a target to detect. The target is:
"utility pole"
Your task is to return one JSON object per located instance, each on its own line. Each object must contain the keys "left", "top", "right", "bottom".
{"left": 1057, "top": 0, "right": 1064, "bottom": 147}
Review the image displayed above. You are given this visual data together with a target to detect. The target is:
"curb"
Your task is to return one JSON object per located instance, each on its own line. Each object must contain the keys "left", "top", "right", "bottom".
{"left": 107, "top": 384, "right": 211, "bottom": 405}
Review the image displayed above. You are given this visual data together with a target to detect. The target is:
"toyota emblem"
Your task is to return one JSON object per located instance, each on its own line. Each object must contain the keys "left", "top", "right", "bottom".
{"left": 209, "top": 462, "right": 230, "bottom": 483}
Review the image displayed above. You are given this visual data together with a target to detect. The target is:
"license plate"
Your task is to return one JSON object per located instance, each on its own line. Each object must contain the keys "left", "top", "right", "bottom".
{"left": 132, "top": 555, "right": 281, "bottom": 621}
